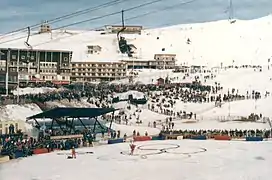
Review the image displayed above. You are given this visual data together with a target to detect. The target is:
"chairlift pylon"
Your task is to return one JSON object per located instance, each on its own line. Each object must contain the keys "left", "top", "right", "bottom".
{"left": 116, "top": 10, "right": 133, "bottom": 57}
{"left": 24, "top": 27, "right": 33, "bottom": 49}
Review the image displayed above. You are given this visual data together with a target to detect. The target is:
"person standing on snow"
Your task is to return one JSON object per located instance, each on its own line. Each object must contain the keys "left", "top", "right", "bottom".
{"left": 130, "top": 141, "right": 136, "bottom": 155}
{"left": 71, "top": 147, "right": 76, "bottom": 159}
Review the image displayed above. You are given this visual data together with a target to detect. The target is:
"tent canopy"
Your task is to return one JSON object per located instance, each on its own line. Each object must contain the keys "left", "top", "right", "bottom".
{"left": 26, "top": 107, "right": 116, "bottom": 120}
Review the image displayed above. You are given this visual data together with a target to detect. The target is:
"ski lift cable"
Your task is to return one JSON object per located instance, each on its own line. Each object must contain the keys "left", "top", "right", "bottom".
{"left": 124, "top": 0, "right": 199, "bottom": 23}
{"left": 31, "top": 0, "right": 198, "bottom": 48}
{"left": 0, "top": 0, "right": 166, "bottom": 45}
{"left": 0, "top": 0, "right": 133, "bottom": 38}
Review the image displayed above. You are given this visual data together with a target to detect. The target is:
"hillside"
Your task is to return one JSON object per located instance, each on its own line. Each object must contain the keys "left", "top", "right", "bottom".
{"left": 1, "top": 15, "right": 272, "bottom": 67}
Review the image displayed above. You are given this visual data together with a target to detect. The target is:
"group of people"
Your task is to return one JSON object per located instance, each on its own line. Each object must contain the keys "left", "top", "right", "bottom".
{"left": 161, "top": 128, "right": 271, "bottom": 139}
{"left": 0, "top": 66, "right": 271, "bottom": 159}
{"left": 0, "top": 132, "right": 82, "bottom": 159}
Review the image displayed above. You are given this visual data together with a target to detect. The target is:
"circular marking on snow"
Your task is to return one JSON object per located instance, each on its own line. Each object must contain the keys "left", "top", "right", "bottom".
{"left": 166, "top": 147, "right": 207, "bottom": 155}
{"left": 120, "top": 143, "right": 207, "bottom": 159}
{"left": 137, "top": 143, "right": 180, "bottom": 151}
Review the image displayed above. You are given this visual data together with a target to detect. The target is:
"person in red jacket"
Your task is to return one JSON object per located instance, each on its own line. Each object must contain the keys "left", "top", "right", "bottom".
{"left": 71, "top": 147, "right": 76, "bottom": 159}
{"left": 130, "top": 142, "right": 136, "bottom": 155}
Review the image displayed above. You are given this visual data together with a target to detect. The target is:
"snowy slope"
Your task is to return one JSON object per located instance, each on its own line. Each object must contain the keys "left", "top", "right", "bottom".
{"left": 0, "top": 104, "right": 42, "bottom": 121}
{"left": 1, "top": 140, "right": 272, "bottom": 180}
{"left": 1, "top": 15, "right": 272, "bottom": 66}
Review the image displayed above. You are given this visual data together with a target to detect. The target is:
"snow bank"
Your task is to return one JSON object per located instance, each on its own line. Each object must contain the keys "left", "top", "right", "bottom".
{"left": 0, "top": 104, "right": 42, "bottom": 121}
{"left": 11, "top": 87, "right": 58, "bottom": 95}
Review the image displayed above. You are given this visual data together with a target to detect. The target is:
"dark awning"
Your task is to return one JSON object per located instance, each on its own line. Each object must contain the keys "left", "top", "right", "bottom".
{"left": 26, "top": 107, "right": 116, "bottom": 120}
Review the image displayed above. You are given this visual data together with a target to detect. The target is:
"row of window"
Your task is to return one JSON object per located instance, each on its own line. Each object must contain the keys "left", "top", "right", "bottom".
{"left": 40, "top": 63, "right": 57, "bottom": 67}
{"left": 11, "top": 55, "right": 35, "bottom": 60}
{"left": 72, "top": 63, "right": 125, "bottom": 68}
{"left": 71, "top": 68, "right": 125, "bottom": 72}
{"left": 41, "top": 76, "right": 68, "bottom": 80}
{"left": 40, "top": 69, "right": 57, "bottom": 73}
{"left": 10, "top": 55, "right": 70, "bottom": 61}
{"left": 155, "top": 57, "right": 175, "bottom": 61}
{"left": 71, "top": 73, "right": 126, "bottom": 77}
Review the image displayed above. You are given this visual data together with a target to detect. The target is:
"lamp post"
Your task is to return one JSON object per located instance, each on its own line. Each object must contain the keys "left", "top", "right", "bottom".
{"left": 17, "top": 51, "right": 20, "bottom": 103}
{"left": 6, "top": 48, "right": 11, "bottom": 96}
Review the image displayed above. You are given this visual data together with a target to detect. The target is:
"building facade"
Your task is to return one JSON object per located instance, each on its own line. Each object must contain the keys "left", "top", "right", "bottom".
{"left": 86, "top": 45, "right": 102, "bottom": 55}
{"left": 122, "top": 53, "right": 177, "bottom": 69}
{"left": 71, "top": 61, "right": 127, "bottom": 82}
{"left": 0, "top": 48, "right": 72, "bottom": 87}
{"left": 104, "top": 25, "right": 142, "bottom": 34}
{"left": 121, "top": 60, "right": 150, "bottom": 69}
{"left": 154, "top": 54, "right": 176, "bottom": 69}
{"left": 0, "top": 120, "right": 25, "bottom": 134}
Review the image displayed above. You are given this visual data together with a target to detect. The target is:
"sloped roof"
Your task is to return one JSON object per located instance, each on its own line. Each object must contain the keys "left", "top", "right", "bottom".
{"left": 26, "top": 107, "right": 116, "bottom": 120}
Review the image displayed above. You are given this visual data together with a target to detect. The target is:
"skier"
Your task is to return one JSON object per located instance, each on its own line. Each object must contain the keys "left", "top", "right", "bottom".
{"left": 130, "top": 141, "right": 136, "bottom": 155}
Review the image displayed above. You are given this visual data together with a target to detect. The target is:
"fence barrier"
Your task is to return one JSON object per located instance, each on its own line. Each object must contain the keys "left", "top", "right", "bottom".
{"left": 108, "top": 138, "right": 124, "bottom": 144}
{"left": 33, "top": 148, "right": 49, "bottom": 155}
{"left": 190, "top": 135, "right": 207, "bottom": 140}
{"left": 214, "top": 135, "right": 232, "bottom": 141}
{"left": 133, "top": 136, "right": 152, "bottom": 141}
{"left": 245, "top": 137, "right": 263, "bottom": 141}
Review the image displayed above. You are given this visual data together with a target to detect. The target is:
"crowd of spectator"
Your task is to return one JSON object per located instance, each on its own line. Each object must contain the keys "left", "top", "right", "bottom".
{"left": 161, "top": 129, "right": 271, "bottom": 139}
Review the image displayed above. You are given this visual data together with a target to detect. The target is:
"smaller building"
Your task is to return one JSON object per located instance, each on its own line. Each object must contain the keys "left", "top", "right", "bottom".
{"left": 154, "top": 54, "right": 176, "bottom": 69}
{"left": 39, "top": 21, "right": 52, "bottom": 34}
{"left": 173, "top": 66, "right": 190, "bottom": 73}
{"left": 157, "top": 78, "right": 165, "bottom": 85}
{"left": 104, "top": 25, "right": 142, "bottom": 34}
{"left": 87, "top": 45, "right": 102, "bottom": 55}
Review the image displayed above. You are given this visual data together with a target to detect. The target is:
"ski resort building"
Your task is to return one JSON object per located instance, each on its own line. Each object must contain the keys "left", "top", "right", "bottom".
{"left": 0, "top": 48, "right": 72, "bottom": 86}
{"left": 70, "top": 61, "right": 127, "bottom": 82}
{"left": 154, "top": 54, "right": 177, "bottom": 69}
{"left": 122, "top": 54, "right": 177, "bottom": 69}
{"left": 86, "top": 45, "right": 102, "bottom": 55}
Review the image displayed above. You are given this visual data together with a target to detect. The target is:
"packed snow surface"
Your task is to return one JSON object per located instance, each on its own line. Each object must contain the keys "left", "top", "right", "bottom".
{"left": 1, "top": 140, "right": 271, "bottom": 180}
